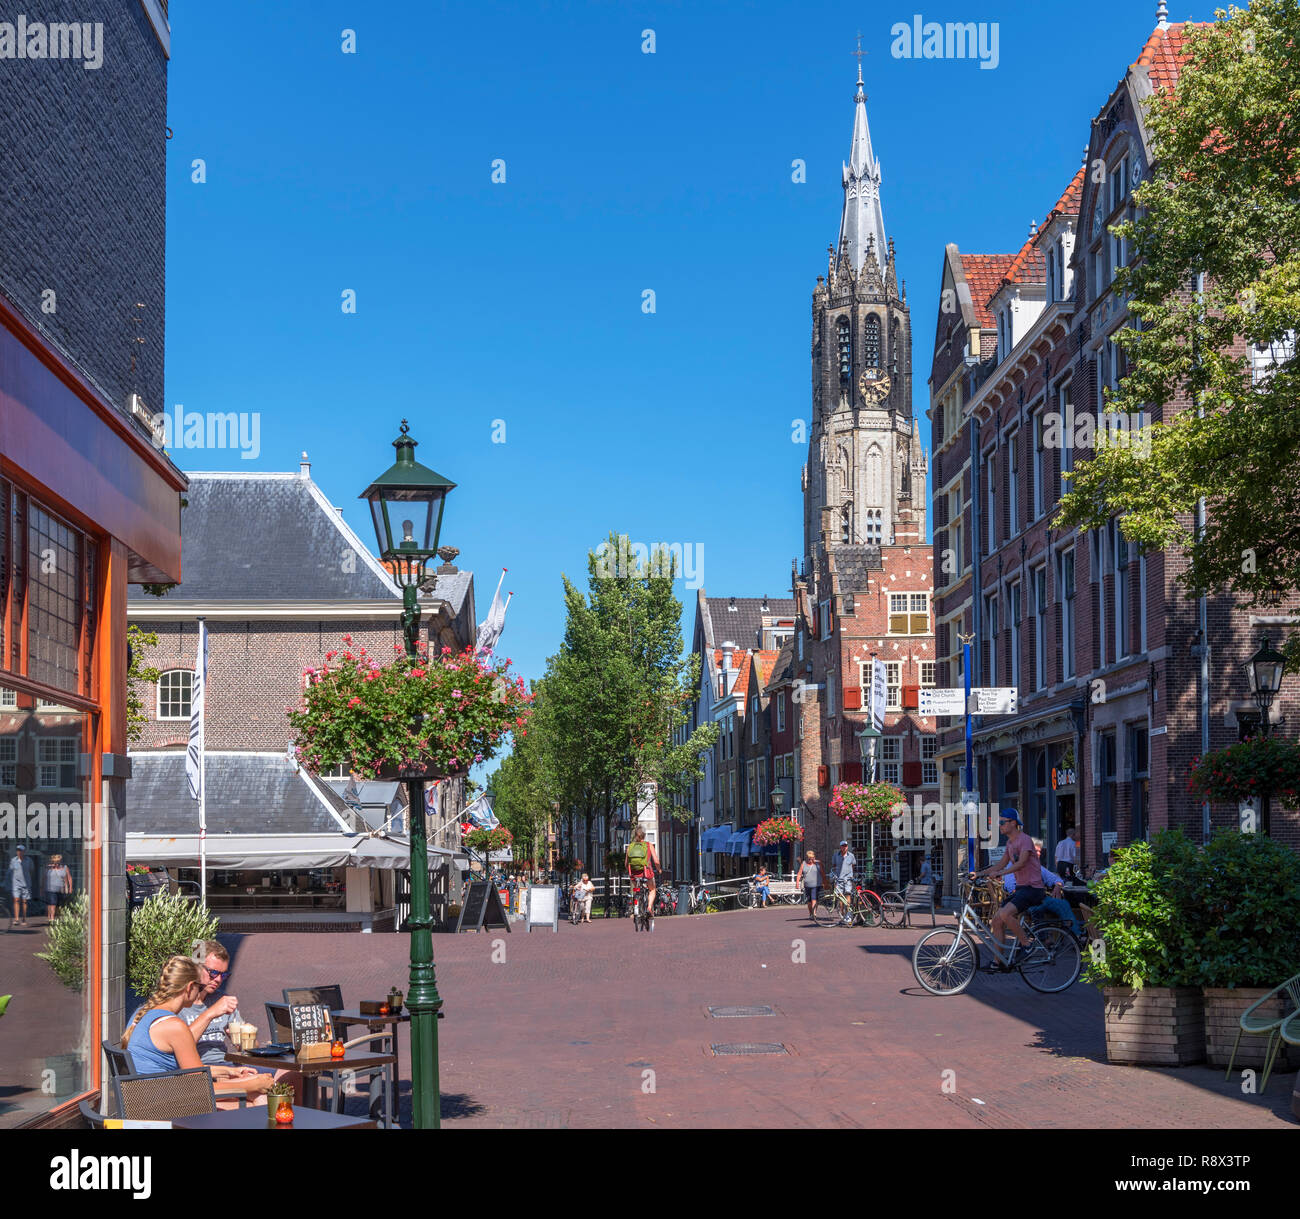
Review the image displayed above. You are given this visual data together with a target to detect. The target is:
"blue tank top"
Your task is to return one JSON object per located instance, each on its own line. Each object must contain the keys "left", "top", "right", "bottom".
{"left": 127, "top": 1008, "right": 184, "bottom": 1074}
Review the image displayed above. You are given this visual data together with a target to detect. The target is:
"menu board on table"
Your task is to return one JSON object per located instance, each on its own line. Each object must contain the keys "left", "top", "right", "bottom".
{"left": 288, "top": 1002, "right": 334, "bottom": 1051}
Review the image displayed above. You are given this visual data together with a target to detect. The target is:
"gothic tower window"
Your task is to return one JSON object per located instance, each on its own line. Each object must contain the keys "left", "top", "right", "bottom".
{"left": 837, "top": 317, "right": 851, "bottom": 384}
{"left": 841, "top": 509, "right": 851, "bottom": 543}
{"left": 863, "top": 316, "right": 881, "bottom": 369}
{"left": 890, "top": 318, "right": 900, "bottom": 377}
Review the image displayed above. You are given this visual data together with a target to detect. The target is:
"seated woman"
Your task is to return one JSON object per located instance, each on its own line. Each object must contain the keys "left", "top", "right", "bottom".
{"left": 753, "top": 864, "right": 772, "bottom": 908}
{"left": 123, "top": 955, "right": 278, "bottom": 1107}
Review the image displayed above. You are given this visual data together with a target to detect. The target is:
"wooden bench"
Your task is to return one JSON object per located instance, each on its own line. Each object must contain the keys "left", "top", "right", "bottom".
{"left": 902, "top": 882, "right": 937, "bottom": 927}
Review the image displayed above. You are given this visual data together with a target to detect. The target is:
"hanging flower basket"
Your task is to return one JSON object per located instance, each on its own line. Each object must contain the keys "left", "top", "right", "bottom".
{"left": 288, "top": 636, "right": 532, "bottom": 781}
{"left": 753, "top": 816, "right": 803, "bottom": 846}
{"left": 463, "top": 826, "right": 514, "bottom": 854}
{"left": 1187, "top": 737, "right": 1300, "bottom": 807}
{"left": 828, "top": 782, "right": 906, "bottom": 825}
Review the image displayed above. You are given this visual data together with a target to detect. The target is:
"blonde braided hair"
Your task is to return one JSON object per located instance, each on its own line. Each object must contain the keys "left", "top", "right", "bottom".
{"left": 121, "top": 954, "right": 203, "bottom": 1048}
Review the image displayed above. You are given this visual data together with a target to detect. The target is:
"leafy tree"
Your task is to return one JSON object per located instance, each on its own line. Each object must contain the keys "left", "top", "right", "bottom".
{"left": 1058, "top": 1, "right": 1300, "bottom": 659}
{"left": 491, "top": 691, "right": 555, "bottom": 869}
{"left": 126, "top": 624, "right": 161, "bottom": 745}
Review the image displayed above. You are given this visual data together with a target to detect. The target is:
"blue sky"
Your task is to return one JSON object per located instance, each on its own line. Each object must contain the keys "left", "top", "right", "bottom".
{"left": 165, "top": 0, "right": 1210, "bottom": 707}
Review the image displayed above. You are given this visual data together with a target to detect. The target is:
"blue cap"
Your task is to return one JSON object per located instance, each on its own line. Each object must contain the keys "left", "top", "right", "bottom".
{"left": 998, "top": 809, "right": 1021, "bottom": 825}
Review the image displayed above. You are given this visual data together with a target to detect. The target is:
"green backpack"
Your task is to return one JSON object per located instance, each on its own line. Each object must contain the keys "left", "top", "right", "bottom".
{"left": 627, "top": 841, "right": 649, "bottom": 870}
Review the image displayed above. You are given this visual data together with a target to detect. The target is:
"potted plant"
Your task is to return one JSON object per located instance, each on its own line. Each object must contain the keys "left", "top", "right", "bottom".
{"left": 289, "top": 637, "right": 531, "bottom": 781}
{"left": 1188, "top": 737, "right": 1300, "bottom": 810}
{"left": 1170, "top": 829, "right": 1300, "bottom": 1072}
{"left": 266, "top": 1080, "right": 294, "bottom": 1125}
{"left": 752, "top": 816, "right": 803, "bottom": 846}
{"left": 1085, "top": 832, "right": 1205, "bottom": 1066}
{"left": 828, "top": 782, "right": 906, "bottom": 825}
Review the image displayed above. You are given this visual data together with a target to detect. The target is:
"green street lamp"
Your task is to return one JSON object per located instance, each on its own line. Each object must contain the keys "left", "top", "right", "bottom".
{"left": 857, "top": 722, "right": 882, "bottom": 784}
{"left": 1244, "top": 635, "right": 1287, "bottom": 836}
{"left": 361, "top": 419, "right": 457, "bottom": 657}
{"left": 360, "top": 418, "right": 456, "bottom": 1131}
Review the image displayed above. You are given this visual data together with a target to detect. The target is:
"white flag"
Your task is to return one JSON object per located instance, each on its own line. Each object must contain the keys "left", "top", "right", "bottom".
{"left": 474, "top": 568, "right": 511, "bottom": 655}
{"left": 186, "top": 620, "right": 208, "bottom": 800}
{"left": 463, "top": 793, "right": 499, "bottom": 830}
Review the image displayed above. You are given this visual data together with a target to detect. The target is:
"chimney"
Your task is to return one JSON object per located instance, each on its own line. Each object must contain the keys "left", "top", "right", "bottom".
{"left": 721, "top": 642, "right": 735, "bottom": 695}
{"left": 299, "top": 451, "right": 311, "bottom": 479}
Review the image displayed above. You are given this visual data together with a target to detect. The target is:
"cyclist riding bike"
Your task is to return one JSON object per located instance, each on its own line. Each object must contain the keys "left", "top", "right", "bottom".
{"left": 976, "top": 809, "right": 1046, "bottom": 964}
{"left": 626, "top": 826, "right": 661, "bottom": 930}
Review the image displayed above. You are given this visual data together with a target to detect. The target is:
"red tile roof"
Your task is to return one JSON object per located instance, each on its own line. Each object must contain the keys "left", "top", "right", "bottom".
{"left": 752, "top": 649, "right": 778, "bottom": 689}
{"left": 732, "top": 654, "right": 753, "bottom": 703}
{"left": 959, "top": 254, "right": 1015, "bottom": 329}
{"left": 1041, "top": 165, "right": 1085, "bottom": 230}
{"left": 989, "top": 229, "right": 1047, "bottom": 308}
{"left": 1134, "top": 22, "right": 1203, "bottom": 90}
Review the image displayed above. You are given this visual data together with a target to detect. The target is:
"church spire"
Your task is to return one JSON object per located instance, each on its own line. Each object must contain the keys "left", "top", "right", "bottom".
{"left": 838, "top": 45, "right": 887, "bottom": 278}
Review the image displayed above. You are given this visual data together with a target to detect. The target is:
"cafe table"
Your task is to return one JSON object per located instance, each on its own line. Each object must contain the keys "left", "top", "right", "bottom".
{"left": 329, "top": 1009, "right": 412, "bottom": 1130}
{"left": 173, "top": 1107, "right": 376, "bottom": 1130}
{"left": 223, "top": 1046, "right": 397, "bottom": 1125}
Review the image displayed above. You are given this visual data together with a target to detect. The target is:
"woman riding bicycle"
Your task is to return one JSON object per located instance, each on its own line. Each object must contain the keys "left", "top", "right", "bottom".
{"left": 626, "top": 826, "right": 661, "bottom": 930}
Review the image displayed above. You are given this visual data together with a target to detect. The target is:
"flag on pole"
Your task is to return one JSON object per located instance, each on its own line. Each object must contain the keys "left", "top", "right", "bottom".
{"left": 462, "top": 793, "right": 499, "bottom": 830}
{"left": 474, "top": 568, "right": 512, "bottom": 655}
{"left": 186, "top": 620, "right": 208, "bottom": 800}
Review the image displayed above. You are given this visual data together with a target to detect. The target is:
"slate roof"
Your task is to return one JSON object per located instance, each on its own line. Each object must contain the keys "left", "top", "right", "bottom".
{"left": 127, "top": 473, "right": 398, "bottom": 604}
{"left": 830, "top": 545, "right": 885, "bottom": 593}
{"left": 958, "top": 255, "right": 1015, "bottom": 329}
{"left": 703, "top": 596, "right": 796, "bottom": 651}
{"left": 765, "top": 640, "right": 797, "bottom": 693}
{"left": 126, "top": 752, "right": 360, "bottom": 836}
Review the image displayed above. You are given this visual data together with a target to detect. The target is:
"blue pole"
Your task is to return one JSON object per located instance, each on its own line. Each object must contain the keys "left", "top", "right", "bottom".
{"left": 964, "top": 636, "right": 976, "bottom": 874}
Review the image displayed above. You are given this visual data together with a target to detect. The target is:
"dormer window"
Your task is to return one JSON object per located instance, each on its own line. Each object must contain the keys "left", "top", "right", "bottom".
{"left": 1046, "top": 250, "right": 1057, "bottom": 304}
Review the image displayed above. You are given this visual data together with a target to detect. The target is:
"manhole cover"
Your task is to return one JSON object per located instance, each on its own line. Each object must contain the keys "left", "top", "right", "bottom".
{"left": 708, "top": 1005, "right": 775, "bottom": 1018}
{"left": 710, "top": 1043, "right": 788, "bottom": 1056}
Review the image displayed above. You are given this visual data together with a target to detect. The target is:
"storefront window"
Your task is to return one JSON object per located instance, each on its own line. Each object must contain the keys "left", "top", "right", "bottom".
{"left": 183, "top": 867, "right": 345, "bottom": 910}
{"left": 0, "top": 688, "right": 94, "bottom": 1127}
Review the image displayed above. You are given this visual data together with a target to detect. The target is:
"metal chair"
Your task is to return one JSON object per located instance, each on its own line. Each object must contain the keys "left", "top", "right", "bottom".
{"left": 79, "top": 1098, "right": 107, "bottom": 1128}
{"left": 101, "top": 1039, "right": 137, "bottom": 1117}
{"left": 113, "top": 1068, "right": 216, "bottom": 1122}
{"left": 1226, "top": 972, "right": 1300, "bottom": 1092}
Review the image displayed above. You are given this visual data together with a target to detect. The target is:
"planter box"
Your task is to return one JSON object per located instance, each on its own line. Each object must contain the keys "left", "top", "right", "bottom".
{"left": 1103, "top": 986, "right": 1205, "bottom": 1066}
{"left": 1203, "top": 988, "right": 1300, "bottom": 1072}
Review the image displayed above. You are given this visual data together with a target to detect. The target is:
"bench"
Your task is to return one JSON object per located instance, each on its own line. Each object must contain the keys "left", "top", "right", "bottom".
{"left": 902, "top": 882, "right": 936, "bottom": 927}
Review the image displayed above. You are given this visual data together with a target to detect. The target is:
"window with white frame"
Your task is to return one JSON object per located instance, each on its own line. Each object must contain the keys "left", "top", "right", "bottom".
{"left": 756, "top": 760, "right": 767, "bottom": 810}
{"left": 1251, "top": 333, "right": 1297, "bottom": 386}
{"left": 880, "top": 736, "right": 902, "bottom": 784}
{"left": 37, "top": 737, "right": 78, "bottom": 789}
{"left": 1114, "top": 521, "right": 1130, "bottom": 660}
{"left": 0, "top": 737, "right": 16, "bottom": 787}
{"left": 884, "top": 662, "right": 901, "bottom": 711}
{"left": 1137, "top": 548, "right": 1148, "bottom": 653}
{"left": 746, "top": 760, "right": 756, "bottom": 809}
{"left": 986, "top": 450, "right": 997, "bottom": 553}
{"left": 888, "top": 593, "right": 929, "bottom": 635}
{"left": 1046, "top": 249, "right": 1057, "bottom": 304}
{"left": 777, "top": 691, "right": 786, "bottom": 733}
{"left": 0, "top": 688, "right": 15, "bottom": 709}
{"left": 820, "top": 600, "right": 832, "bottom": 640}
{"left": 1033, "top": 409, "right": 1046, "bottom": 519}
{"left": 1033, "top": 565, "right": 1047, "bottom": 691}
{"left": 1058, "top": 382, "right": 1073, "bottom": 502}
{"left": 827, "top": 669, "right": 837, "bottom": 715}
{"left": 1007, "top": 429, "right": 1019, "bottom": 532}
{"left": 920, "top": 661, "right": 936, "bottom": 687}
{"left": 949, "top": 489, "right": 964, "bottom": 576}
{"left": 751, "top": 696, "right": 759, "bottom": 743}
{"left": 1059, "top": 549, "right": 1076, "bottom": 680}
{"left": 921, "top": 735, "right": 938, "bottom": 786}
{"left": 1009, "top": 581, "right": 1022, "bottom": 689}
{"left": 157, "top": 670, "right": 193, "bottom": 720}
{"left": 984, "top": 592, "right": 999, "bottom": 685}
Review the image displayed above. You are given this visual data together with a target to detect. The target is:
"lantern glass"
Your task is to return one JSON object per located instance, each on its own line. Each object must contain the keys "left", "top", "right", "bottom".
{"left": 1247, "top": 637, "right": 1286, "bottom": 699}
{"left": 360, "top": 420, "right": 456, "bottom": 565}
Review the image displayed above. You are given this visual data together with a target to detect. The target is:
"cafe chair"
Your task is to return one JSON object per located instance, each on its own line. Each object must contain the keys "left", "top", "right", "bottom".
{"left": 114, "top": 1068, "right": 216, "bottom": 1122}
{"left": 101, "top": 1040, "right": 138, "bottom": 1117}
{"left": 283, "top": 984, "right": 344, "bottom": 1011}
{"left": 1227, "top": 971, "right": 1300, "bottom": 1092}
{"left": 278, "top": 990, "right": 393, "bottom": 1121}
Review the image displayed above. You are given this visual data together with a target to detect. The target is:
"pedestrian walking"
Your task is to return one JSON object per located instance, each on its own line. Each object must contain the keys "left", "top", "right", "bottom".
{"left": 830, "top": 840, "right": 857, "bottom": 895}
{"left": 45, "top": 854, "right": 72, "bottom": 923}
{"left": 1054, "top": 827, "right": 1081, "bottom": 884}
{"left": 795, "top": 850, "right": 823, "bottom": 922}
{"left": 917, "top": 854, "right": 933, "bottom": 885}
{"left": 8, "top": 845, "right": 31, "bottom": 928}
{"left": 575, "top": 872, "right": 594, "bottom": 923}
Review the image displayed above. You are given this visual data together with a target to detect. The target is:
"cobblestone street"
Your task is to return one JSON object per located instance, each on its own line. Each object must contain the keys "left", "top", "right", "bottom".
{"left": 217, "top": 907, "right": 1298, "bottom": 1129}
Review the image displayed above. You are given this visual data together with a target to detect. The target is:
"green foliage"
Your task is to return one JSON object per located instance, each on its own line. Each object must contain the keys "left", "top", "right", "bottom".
{"left": 1084, "top": 834, "right": 1196, "bottom": 989}
{"left": 1171, "top": 830, "right": 1300, "bottom": 988}
{"left": 288, "top": 637, "right": 531, "bottom": 779}
{"left": 127, "top": 892, "right": 219, "bottom": 998}
{"left": 1057, "top": 1, "right": 1300, "bottom": 645}
{"left": 35, "top": 893, "right": 89, "bottom": 991}
{"left": 126, "top": 624, "right": 161, "bottom": 746}
{"left": 1188, "top": 736, "right": 1300, "bottom": 806}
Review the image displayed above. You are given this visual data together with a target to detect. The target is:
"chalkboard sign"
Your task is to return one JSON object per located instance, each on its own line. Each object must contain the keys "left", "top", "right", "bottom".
{"left": 456, "top": 880, "right": 512, "bottom": 933}
{"left": 288, "top": 1002, "right": 334, "bottom": 1050}
{"left": 527, "top": 884, "right": 559, "bottom": 933}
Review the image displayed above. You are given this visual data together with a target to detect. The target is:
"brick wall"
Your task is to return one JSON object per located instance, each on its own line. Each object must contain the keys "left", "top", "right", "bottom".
{"left": 0, "top": 1, "right": 167, "bottom": 414}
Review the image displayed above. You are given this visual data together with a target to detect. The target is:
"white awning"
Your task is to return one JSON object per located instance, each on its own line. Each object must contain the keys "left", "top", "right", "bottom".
{"left": 126, "top": 833, "right": 463, "bottom": 871}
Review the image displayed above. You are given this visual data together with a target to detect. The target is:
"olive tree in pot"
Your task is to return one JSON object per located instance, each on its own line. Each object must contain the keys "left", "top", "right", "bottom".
{"left": 1085, "top": 833, "right": 1205, "bottom": 1066}
{"left": 1171, "top": 830, "right": 1300, "bottom": 1076}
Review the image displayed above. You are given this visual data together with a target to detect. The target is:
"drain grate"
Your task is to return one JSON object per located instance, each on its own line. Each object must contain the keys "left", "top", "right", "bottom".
{"left": 708, "top": 1005, "right": 775, "bottom": 1018}
{"left": 711, "top": 1042, "right": 788, "bottom": 1056}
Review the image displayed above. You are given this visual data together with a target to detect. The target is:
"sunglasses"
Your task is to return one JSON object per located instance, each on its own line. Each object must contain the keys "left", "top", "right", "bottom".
{"left": 203, "top": 967, "right": 229, "bottom": 980}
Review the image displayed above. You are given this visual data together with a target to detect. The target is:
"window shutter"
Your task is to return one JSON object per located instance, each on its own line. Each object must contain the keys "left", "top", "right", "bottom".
{"left": 842, "top": 761, "right": 863, "bottom": 784}
{"left": 902, "top": 684, "right": 919, "bottom": 710}
{"left": 818, "top": 765, "right": 829, "bottom": 788}
{"left": 902, "top": 761, "right": 923, "bottom": 788}
{"left": 843, "top": 686, "right": 862, "bottom": 710}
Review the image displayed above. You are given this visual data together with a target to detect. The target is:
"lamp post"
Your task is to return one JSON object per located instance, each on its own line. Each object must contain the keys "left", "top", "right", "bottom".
{"left": 360, "top": 419, "right": 455, "bottom": 1131}
{"left": 771, "top": 784, "right": 786, "bottom": 874}
{"left": 1245, "top": 636, "right": 1286, "bottom": 836}
{"left": 857, "top": 722, "right": 881, "bottom": 784}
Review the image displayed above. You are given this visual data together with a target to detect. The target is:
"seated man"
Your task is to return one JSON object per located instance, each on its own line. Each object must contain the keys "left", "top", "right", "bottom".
{"left": 1006, "top": 858, "right": 1081, "bottom": 937}
{"left": 184, "top": 940, "right": 300, "bottom": 1105}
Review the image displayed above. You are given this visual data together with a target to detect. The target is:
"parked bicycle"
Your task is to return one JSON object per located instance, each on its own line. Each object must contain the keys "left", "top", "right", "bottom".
{"left": 813, "top": 881, "right": 884, "bottom": 927}
{"left": 911, "top": 876, "right": 1082, "bottom": 996}
{"left": 683, "top": 881, "right": 713, "bottom": 915}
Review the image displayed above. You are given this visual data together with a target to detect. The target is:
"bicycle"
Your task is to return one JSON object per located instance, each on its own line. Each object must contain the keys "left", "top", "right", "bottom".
{"left": 813, "top": 881, "right": 883, "bottom": 927}
{"left": 911, "top": 876, "right": 1082, "bottom": 996}
{"left": 683, "top": 881, "right": 712, "bottom": 915}
{"left": 630, "top": 875, "right": 652, "bottom": 932}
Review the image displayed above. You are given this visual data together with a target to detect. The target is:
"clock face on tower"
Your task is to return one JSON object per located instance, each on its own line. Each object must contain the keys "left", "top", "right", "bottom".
{"left": 858, "top": 368, "right": 892, "bottom": 404}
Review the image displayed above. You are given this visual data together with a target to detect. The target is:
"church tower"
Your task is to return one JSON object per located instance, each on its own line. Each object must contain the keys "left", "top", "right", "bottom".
{"left": 802, "top": 63, "right": 927, "bottom": 572}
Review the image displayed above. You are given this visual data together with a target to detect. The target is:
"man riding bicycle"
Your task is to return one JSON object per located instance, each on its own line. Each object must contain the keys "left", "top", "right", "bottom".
{"left": 976, "top": 810, "right": 1046, "bottom": 963}
{"left": 626, "top": 825, "right": 661, "bottom": 930}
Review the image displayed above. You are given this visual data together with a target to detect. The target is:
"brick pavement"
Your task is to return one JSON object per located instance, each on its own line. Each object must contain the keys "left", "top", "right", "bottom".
{"left": 211, "top": 907, "right": 1297, "bottom": 1129}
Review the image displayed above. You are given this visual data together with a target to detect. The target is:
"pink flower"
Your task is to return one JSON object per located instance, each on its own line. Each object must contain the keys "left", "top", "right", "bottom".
{"left": 411, "top": 668, "right": 426, "bottom": 678}
{"left": 348, "top": 697, "right": 362, "bottom": 708}
{"left": 342, "top": 634, "right": 352, "bottom": 644}
{"left": 442, "top": 647, "right": 452, "bottom": 655}
{"left": 452, "top": 690, "right": 462, "bottom": 699}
